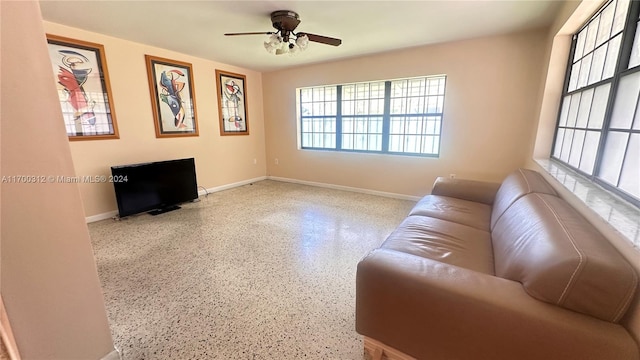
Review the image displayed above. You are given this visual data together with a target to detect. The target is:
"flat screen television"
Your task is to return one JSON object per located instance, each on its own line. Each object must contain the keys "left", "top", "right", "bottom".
{"left": 111, "top": 158, "right": 198, "bottom": 217}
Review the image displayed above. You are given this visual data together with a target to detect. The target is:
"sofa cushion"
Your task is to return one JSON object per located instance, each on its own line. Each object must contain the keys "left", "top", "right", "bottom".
{"left": 356, "top": 249, "right": 640, "bottom": 360}
{"left": 409, "top": 195, "right": 492, "bottom": 231}
{"left": 381, "top": 215, "right": 494, "bottom": 274}
{"left": 430, "top": 177, "right": 501, "bottom": 205}
{"left": 490, "top": 168, "right": 558, "bottom": 230}
{"left": 492, "top": 193, "right": 638, "bottom": 322}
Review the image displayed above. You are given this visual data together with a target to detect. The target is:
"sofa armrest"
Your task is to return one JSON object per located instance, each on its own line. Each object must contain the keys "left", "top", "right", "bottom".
{"left": 430, "top": 177, "right": 500, "bottom": 205}
{"left": 356, "top": 249, "right": 639, "bottom": 360}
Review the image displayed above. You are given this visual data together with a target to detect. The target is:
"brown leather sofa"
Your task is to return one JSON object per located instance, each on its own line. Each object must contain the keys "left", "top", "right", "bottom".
{"left": 356, "top": 168, "right": 639, "bottom": 360}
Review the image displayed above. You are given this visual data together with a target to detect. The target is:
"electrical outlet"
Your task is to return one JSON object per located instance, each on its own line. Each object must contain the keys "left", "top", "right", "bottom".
{"left": 449, "top": 173, "right": 456, "bottom": 179}
{"left": 253, "top": 158, "right": 257, "bottom": 165}
{"left": 275, "top": 158, "right": 279, "bottom": 165}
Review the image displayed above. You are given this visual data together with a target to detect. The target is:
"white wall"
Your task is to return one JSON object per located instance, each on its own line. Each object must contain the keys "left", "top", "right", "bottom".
{"left": 263, "top": 29, "right": 549, "bottom": 197}
{"left": 43, "top": 22, "right": 267, "bottom": 218}
{"left": 1, "top": 1, "right": 114, "bottom": 358}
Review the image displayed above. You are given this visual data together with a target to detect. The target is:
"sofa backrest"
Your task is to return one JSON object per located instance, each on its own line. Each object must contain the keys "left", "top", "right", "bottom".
{"left": 490, "top": 169, "right": 557, "bottom": 230}
{"left": 492, "top": 193, "right": 638, "bottom": 322}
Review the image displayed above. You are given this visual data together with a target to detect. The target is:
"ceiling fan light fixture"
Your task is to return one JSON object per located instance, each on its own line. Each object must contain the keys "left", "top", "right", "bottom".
{"left": 264, "top": 34, "right": 283, "bottom": 53}
{"left": 275, "top": 41, "right": 289, "bottom": 55}
{"left": 296, "top": 34, "right": 309, "bottom": 50}
{"left": 263, "top": 41, "right": 276, "bottom": 53}
{"left": 266, "top": 32, "right": 308, "bottom": 55}
{"left": 225, "top": 10, "right": 342, "bottom": 56}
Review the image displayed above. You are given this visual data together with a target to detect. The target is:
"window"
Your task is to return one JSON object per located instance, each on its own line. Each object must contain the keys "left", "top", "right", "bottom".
{"left": 299, "top": 86, "right": 337, "bottom": 149}
{"left": 553, "top": 0, "right": 640, "bottom": 207}
{"left": 299, "top": 75, "right": 446, "bottom": 156}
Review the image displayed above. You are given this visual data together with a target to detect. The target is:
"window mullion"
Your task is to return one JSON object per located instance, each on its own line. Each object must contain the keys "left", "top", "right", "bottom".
{"left": 299, "top": 76, "right": 443, "bottom": 157}
{"left": 336, "top": 85, "right": 342, "bottom": 150}
{"left": 381, "top": 81, "right": 392, "bottom": 153}
{"left": 552, "top": 35, "right": 579, "bottom": 158}
{"left": 592, "top": 0, "right": 640, "bottom": 180}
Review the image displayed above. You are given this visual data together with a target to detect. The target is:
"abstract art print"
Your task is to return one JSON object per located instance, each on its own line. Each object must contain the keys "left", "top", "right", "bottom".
{"left": 145, "top": 55, "right": 199, "bottom": 138}
{"left": 46, "top": 35, "right": 119, "bottom": 140}
{"left": 216, "top": 70, "right": 249, "bottom": 136}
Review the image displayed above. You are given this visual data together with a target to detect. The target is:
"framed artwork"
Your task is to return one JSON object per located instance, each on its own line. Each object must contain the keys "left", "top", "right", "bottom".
{"left": 145, "top": 55, "right": 199, "bottom": 138}
{"left": 216, "top": 70, "right": 249, "bottom": 136}
{"left": 46, "top": 34, "right": 119, "bottom": 140}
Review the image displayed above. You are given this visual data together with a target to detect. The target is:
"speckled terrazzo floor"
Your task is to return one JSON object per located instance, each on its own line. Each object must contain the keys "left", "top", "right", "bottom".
{"left": 88, "top": 180, "right": 416, "bottom": 360}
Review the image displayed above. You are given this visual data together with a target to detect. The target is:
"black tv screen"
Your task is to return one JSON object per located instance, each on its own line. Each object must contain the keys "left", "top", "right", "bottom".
{"left": 111, "top": 158, "right": 198, "bottom": 217}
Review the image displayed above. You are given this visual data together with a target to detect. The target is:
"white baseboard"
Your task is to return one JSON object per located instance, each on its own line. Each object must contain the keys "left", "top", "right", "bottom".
{"left": 101, "top": 348, "right": 121, "bottom": 360}
{"left": 85, "top": 176, "right": 268, "bottom": 223}
{"left": 198, "top": 176, "right": 267, "bottom": 196}
{"left": 267, "top": 176, "right": 422, "bottom": 201}
{"left": 85, "top": 210, "right": 119, "bottom": 223}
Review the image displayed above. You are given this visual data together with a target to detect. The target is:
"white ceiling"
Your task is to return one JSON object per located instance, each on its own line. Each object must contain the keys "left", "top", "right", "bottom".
{"left": 39, "top": 0, "right": 565, "bottom": 72}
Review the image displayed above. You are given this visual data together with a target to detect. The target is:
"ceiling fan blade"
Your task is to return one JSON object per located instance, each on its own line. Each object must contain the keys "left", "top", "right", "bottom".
{"left": 300, "top": 33, "right": 342, "bottom": 46}
{"left": 224, "top": 32, "right": 274, "bottom": 36}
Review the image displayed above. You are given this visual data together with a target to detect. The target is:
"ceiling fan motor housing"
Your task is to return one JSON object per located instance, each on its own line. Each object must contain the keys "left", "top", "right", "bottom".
{"left": 224, "top": 10, "right": 341, "bottom": 48}
{"left": 271, "top": 10, "right": 301, "bottom": 37}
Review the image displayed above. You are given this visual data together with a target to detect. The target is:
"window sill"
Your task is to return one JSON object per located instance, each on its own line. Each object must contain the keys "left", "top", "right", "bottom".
{"left": 535, "top": 158, "right": 640, "bottom": 249}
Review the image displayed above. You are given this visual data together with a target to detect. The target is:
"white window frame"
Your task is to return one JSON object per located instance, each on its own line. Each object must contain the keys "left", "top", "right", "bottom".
{"left": 552, "top": 0, "right": 640, "bottom": 207}
{"left": 298, "top": 75, "right": 446, "bottom": 157}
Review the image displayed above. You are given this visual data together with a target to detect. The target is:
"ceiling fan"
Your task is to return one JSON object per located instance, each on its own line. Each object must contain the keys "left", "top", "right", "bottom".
{"left": 225, "top": 10, "right": 342, "bottom": 55}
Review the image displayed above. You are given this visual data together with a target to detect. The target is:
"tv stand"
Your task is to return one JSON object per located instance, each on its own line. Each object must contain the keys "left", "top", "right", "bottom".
{"left": 148, "top": 205, "right": 181, "bottom": 216}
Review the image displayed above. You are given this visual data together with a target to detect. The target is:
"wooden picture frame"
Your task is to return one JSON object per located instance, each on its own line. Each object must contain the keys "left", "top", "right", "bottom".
{"left": 145, "top": 55, "right": 199, "bottom": 138}
{"left": 216, "top": 70, "right": 249, "bottom": 136}
{"left": 46, "top": 34, "right": 119, "bottom": 140}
